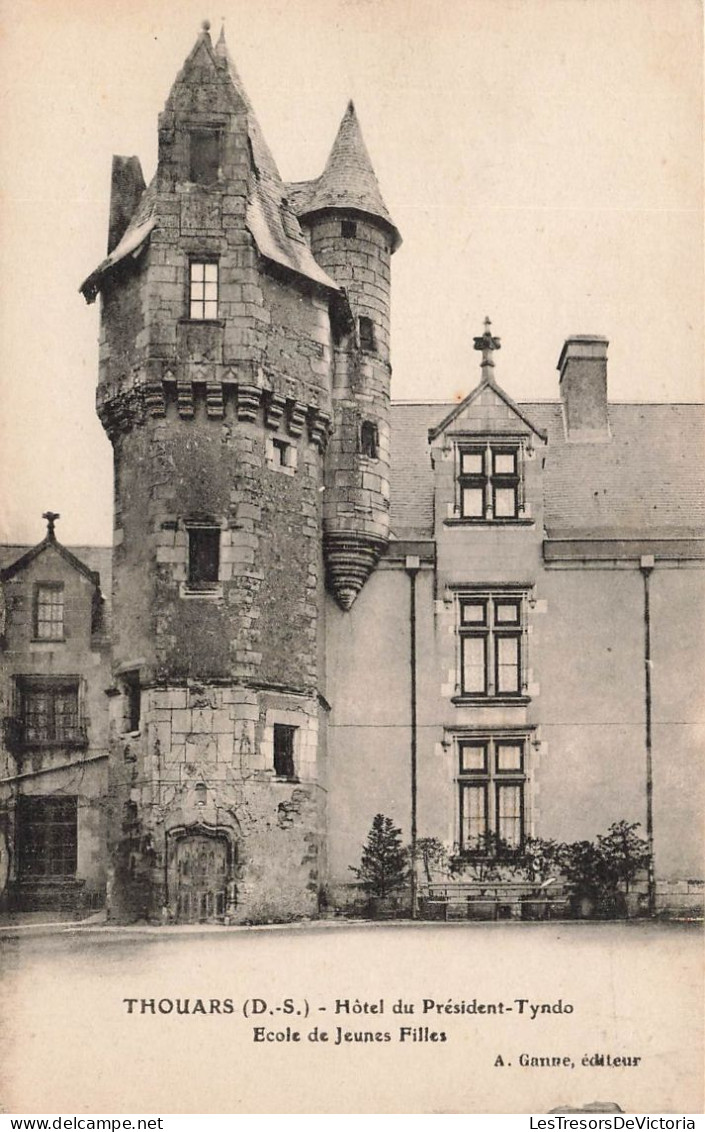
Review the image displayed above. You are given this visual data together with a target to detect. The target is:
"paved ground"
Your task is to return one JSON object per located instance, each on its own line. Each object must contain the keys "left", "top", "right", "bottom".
{"left": 0, "top": 921, "right": 702, "bottom": 1115}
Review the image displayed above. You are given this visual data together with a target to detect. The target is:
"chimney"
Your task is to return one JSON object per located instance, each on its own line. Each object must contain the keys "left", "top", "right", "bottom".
{"left": 107, "top": 156, "right": 146, "bottom": 254}
{"left": 557, "top": 336, "right": 610, "bottom": 441}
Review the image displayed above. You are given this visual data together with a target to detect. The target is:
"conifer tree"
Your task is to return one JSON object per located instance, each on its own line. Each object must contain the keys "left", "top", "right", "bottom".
{"left": 351, "top": 813, "right": 409, "bottom": 897}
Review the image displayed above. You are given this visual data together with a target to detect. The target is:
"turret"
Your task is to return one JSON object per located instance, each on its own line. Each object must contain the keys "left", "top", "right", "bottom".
{"left": 288, "top": 102, "right": 401, "bottom": 609}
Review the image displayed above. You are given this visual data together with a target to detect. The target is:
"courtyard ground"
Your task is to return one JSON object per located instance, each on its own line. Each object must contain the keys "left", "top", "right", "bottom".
{"left": 0, "top": 920, "right": 701, "bottom": 1115}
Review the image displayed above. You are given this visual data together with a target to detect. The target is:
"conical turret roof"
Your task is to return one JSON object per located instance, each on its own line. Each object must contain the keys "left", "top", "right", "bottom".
{"left": 295, "top": 101, "right": 401, "bottom": 250}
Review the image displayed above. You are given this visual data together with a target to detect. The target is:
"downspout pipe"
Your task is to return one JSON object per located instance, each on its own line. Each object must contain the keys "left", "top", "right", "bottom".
{"left": 405, "top": 556, "right": 420, "bottom": 919}
{"left": 640, "top": 555, "right": 656, "bottom": 916}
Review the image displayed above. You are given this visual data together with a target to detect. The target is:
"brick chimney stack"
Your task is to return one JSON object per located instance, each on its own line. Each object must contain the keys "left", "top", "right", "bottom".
{"left": 557, "top": 336, "right": 610, "bottom": 441}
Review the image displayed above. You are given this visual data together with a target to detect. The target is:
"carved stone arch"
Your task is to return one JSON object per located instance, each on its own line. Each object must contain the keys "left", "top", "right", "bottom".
{"left": 166, "top": 822, "right": 237, "bottom": 923}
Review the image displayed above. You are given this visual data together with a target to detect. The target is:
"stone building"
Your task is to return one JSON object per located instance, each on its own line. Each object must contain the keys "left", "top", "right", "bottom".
{"left": 1, "top": 24, "right": 702, "bottom": 921}
{"left": 0, "top": 517, "right": 111, "bottom": 912}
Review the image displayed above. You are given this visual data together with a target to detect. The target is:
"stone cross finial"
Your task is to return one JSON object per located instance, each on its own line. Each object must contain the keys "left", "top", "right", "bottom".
{"left": 473, "top": 316, "right": 501, "bottom": 376}
{"left": 42, "top": 511, "right": 60, "bottom": 540}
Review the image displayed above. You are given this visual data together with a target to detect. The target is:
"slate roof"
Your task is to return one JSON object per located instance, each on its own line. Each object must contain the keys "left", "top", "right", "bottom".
{"left": 285, "top": 101, "right": 401, "bottom": 251}
{"left": 390, "top": 401, "right": 705, "bottom": 541}
{"left": 81, "top": 28, "right": 342, "bottom": 302}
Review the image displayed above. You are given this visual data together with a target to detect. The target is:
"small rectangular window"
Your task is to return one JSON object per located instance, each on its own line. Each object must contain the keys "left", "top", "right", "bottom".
{"left": 360, "top": 420, "right": 379, "bottom": 459}
{"left": 189, "top": 129, "right": 220, "bottom": 184}
{"left": 273, "top": 724, "right": 296, "bottom": 779}
{"left": 187, "top": 526, "right": 220, "bottom": 589}
{"left": 189, "top": 261, "right": 219, "bottom": 321}
{"left": 34, "top": 584, "right": 64, "bottom": 640}
{"left": 122, "top": 670, "right": 141, "bottom": 733}
{"left": 358, "top": 316, "right": 376, "bottom": 352}
{"left": 341, "top": 220, "right": 357, "bottom": 239}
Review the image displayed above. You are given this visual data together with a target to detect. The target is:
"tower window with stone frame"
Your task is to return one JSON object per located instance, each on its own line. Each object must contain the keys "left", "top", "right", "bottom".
{"left": 186, "top": 524, "right": 220, "bottom": 590}
{"left": 360, "top": 420, "right": 379, "bottom": 459}
{"left": 457, "top": 442, "right": 521, "bottom": 521}
{"left": 273, "top": 724, "right": 296, "bottom": 780}
{"left": 189, "top": 260, "right": 219, "bottom": 321}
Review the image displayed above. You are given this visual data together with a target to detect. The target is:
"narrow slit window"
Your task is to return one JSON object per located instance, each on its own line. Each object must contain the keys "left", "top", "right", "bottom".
{"left": 360, "top": 420, "right": 379, "bottom": 459}
{"left": 122, "top": 670, "right": 141, "bottom": 733}
{"left": 358, "top": 317, "right": 376, "bottom": 352}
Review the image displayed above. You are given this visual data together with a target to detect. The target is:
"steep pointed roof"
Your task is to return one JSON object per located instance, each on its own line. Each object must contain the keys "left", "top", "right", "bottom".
{"left": 291, "top": 101, "right": 401, "bottom": 250}
{"left": 80, "top": 24, "right": 343, "bottom": 301}
{"left": 212, "top": 25, "right": 280, "bottom": 182}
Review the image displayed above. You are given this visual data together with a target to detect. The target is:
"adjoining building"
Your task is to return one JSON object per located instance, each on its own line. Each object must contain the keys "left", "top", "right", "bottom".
{"left": 0, "top": 517, "right": 111, "bottom": 913}
{"left": 1, "top": 24, "right": 702, "bottom": 921}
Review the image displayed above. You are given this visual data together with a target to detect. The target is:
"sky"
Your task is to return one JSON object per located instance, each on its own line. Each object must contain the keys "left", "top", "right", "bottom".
{"left": 0, "top": 0, "right": 702, "bottom": 546}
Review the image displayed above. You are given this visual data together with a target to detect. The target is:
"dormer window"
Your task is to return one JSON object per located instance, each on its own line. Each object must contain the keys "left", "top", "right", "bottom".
{"left": 189, "top": 261, "right": 219, "bottom": 321}
{"left": 189, "top": 129, "right": 220, "bottom": 184}
{"left": 458, "top": 443, "right": 520, "bottom": 521}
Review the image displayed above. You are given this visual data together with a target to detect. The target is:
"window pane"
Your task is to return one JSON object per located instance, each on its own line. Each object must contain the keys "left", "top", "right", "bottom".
{"left": 493, "top": 450, "right": 516, "bottom": 475}
{"left": 494, "top": 487, "right": 517, "bottom": 518}
{"left": 495, "top": 600, "right": 520, "bottom": 625}
{"left": 496, "top": 636, "right": 520, "bottom": 694}
{"left": 462, "top": 487, "right": 484, "bottom": 518}
{"left": 36, "top": 586, "right": 64, "bottom": 639}
{"left": 203, "top": 300, "right": 218, "bottom": 319}
{"left": 461, "top": 600, "right": 486, "bottom": 625}
{"left": 204, "top": 263, "right": 218, "bottom": 282}
{"left": 460, "top": 743, "right": 487, "bottom": 773}
{"left": 497, "top": 784, "right": 522, "bottom": 849}
{"left": 496, "top": 742, "right": 523, "bottom": 772}
{"left": 190, "top": 263, "right": 205, "bottom": 283}
{"left": 462, "top": 784, "right": 487, "bottom": 849}
{"left": 462, "top": 636, "right": 487, "bottom": 694}
{"left": 461, "top": 450, "right": 484, "bottom": 475}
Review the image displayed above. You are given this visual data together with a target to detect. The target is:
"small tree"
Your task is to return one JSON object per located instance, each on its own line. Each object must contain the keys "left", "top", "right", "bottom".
{"left": 597, "top": 821, "right": 650, "bottom": 897}
{"left": 350, "top": 813, "right": 409, "bottom": 898}
{"left": 415, "top": 836, "right": 448, "bottom": 883}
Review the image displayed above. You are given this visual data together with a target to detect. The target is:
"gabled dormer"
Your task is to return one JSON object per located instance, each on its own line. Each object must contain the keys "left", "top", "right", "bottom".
{"left": 0, "top": 514, "right": 106, "bottom": 650}
{"left": 429, "top": 320, "right": 547, "bottom": 531}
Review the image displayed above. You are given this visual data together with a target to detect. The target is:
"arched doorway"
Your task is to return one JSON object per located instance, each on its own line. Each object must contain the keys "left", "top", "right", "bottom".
{"left": 167, "top": 826, "right": 235, "bottom": 923}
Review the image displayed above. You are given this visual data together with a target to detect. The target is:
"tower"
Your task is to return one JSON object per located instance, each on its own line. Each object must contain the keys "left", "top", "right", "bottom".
{"left": 80, "top": 24, "right": 399, "bottom": 921}
{"left": 287, "top": 102, "right": 402, "bottom": 609}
